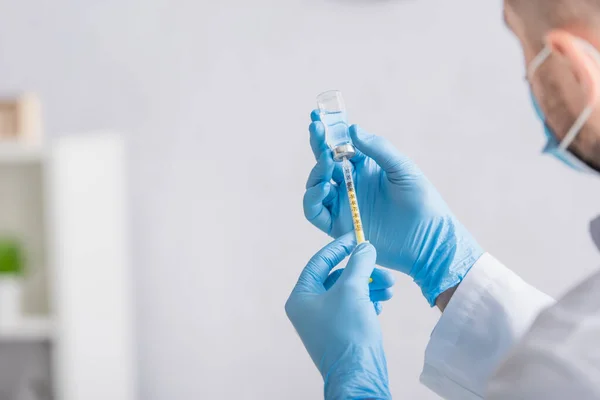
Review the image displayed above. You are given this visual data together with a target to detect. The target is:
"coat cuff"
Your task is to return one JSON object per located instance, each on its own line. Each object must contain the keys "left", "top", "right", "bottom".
{"left": 420, "top": 253, "right": 554, "bottom": 399}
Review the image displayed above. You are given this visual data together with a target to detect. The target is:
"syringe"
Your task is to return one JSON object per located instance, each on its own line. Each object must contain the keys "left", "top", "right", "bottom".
{"left": 317, "top": 90, "right": 367, "bottom": 245}
{"left": 341, "top": 157, "right": 366, "bottom": 244}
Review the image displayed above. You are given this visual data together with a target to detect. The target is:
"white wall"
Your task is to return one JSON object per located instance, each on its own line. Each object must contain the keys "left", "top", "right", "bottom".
{"left": 2, "top": 0, "right": 600, "bottom": 398}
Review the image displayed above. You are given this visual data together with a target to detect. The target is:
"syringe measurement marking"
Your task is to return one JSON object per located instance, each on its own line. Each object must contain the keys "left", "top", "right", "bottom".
{"left": 342, "top": 157, "right": 365, "bottom": 244}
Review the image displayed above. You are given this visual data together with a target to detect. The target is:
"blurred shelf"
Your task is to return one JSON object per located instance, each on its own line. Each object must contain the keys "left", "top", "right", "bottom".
{"left": 0, "top": 319, "right": 52, "bottom": 341}
{"left": 0, "top": 142, "right": 43, "bottom": 164}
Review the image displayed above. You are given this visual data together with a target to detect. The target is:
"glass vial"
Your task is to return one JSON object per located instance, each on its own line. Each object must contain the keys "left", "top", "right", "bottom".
{"left": 316, "top": 90, "right": 356, "bottom": 161}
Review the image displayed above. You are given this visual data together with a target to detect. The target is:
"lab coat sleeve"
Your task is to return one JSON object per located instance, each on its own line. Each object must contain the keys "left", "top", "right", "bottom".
{"left": 419, "top": 253, "right": 555, "bottom": 400}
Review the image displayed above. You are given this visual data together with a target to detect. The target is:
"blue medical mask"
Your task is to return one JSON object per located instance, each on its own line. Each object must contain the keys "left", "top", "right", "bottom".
{"left": 527, "top": 41, "right": 599, "bottom": 174}
{"left": 529, "top": 92, "right": 596, "bottom": 172}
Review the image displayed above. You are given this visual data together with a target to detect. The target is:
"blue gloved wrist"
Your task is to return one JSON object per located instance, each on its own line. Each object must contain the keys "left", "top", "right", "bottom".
{"left": 410, "top": 219, "right": 484, "bottom": 306}
{"left": 323, "top": 344, "right": 391, "bottom": 400}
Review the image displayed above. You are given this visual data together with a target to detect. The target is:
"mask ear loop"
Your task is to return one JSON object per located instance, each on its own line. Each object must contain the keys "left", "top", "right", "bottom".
{"left": 528, "top": 46, "right": 553, "bottom": 79}
{"left": 559, "top": 105, "right": 594, "bottom": 151}
{"left": 559, "top": 39, "right": 600, "bottom": 151}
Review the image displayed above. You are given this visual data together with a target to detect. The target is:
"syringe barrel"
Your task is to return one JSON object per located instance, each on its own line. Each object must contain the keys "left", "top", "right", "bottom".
{"left": 342, "top": 157, "right": 366, "bottom": 244}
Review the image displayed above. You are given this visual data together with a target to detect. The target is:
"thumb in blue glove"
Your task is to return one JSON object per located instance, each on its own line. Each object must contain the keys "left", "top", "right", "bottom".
{"left": 286, "top": 233, "right": 392, "bottom": 399}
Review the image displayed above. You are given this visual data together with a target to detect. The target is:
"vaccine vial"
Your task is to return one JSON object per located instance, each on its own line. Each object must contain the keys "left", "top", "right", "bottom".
{"left": 316, "top": 90, "right": 356, "bottom": 161}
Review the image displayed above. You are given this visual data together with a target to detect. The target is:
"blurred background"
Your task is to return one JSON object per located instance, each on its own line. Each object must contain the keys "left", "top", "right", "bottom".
{"left": 1, "top": 0, "right": 600, "bottom": 399}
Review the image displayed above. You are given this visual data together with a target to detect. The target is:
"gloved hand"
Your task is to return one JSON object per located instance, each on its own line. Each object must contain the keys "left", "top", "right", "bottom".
{"left": 286, "top": 233, "right": 393, "bottom": 400}
{"left": 304, "top": 111, "right": 483, "bottom": 305}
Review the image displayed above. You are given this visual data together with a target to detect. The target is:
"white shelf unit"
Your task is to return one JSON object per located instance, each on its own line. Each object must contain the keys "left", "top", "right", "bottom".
{"left": 0, "top": 319, "right": 52, "bottom": 341}
{"left": 0, "top": 142, "right": 43, "bottom": 164}
{"left": 0, "top": 134, "right": 136, "bottom": 400}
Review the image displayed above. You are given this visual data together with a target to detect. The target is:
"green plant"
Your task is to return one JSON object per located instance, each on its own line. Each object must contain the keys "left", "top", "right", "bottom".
{"left": 0, "top": 238, "right": 25, "bottom": 275}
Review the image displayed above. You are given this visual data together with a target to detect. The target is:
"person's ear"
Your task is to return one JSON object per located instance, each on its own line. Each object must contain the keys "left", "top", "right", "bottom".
{"left": 546, "top": 30, "right": 600, "bottom": 105}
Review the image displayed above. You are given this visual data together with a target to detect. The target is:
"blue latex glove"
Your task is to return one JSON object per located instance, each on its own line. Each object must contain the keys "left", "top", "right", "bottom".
{"left": 286, "top": 233, "right": 393, "bottom": 399}
{"left": 304, "top": 111, "right": 483, "bottom": 305}
{"left": 325, "top": 263, "right": 395, "bottom": 316}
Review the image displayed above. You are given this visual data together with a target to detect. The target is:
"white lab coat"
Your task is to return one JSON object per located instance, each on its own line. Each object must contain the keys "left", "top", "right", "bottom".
{"left": 420, "top": 253, "right": 600, "bottom": 399}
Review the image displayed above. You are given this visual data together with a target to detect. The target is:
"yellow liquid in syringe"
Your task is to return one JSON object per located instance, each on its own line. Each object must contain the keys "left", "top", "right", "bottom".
{"left": 342, "top": 157, "right": 366, "bottom": 244}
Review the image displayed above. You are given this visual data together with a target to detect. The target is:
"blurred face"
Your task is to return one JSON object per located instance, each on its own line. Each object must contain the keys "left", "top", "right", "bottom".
{"left": 503, "top": 1, "right": 600, "bottom": 168}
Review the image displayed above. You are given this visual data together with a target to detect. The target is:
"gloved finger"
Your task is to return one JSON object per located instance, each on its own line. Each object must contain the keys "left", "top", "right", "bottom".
{"left": 339, "top": 242, "right": 377, "bottom": 290}
{"left": 349, "top": 145, "right": 367, "bottom": 165}
{"left": 303, "top": 183, "right": 337, "bottom": 232}
{"left": 332, "top": 164, "right": 345, "bottom": 185}
{"left": 324, "top": 269, "right": 391, "bottom": 314}
{"left": 323, "top": 269, "right": 344, "bottom": 291}
{"left": 349, "top": 125, "right": 421, "bottom": 183}
{"left": 309, "top": 111, "right": 348, "bottom": 184}
{"left": 310, "top": 109, "right": 321, "bottom": 122}
{"left": 306, "top": 152, "right": 334, "bottom": 189}
{"left": 374, "top": 302, "right": 383, "bottom": 315}
{"left": 370, "top": 288, "right": 394, "bottom": 302}
{"left": 309, "top": 120, "right": 345, "bottom": 185}
{"left": 305, "top": 180, "right": 338, "bottom": 209}
{"left": 324, "top": 267, "right": 389, "bottom": 291}
{"left": 297, "top": 232, "right": 356, "bottom": 290}
{"left": 368, "top": 268, "right": 396, "bottom": 291}
{"left": 309, "top": 120, "right": 328, "bottom": 160}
